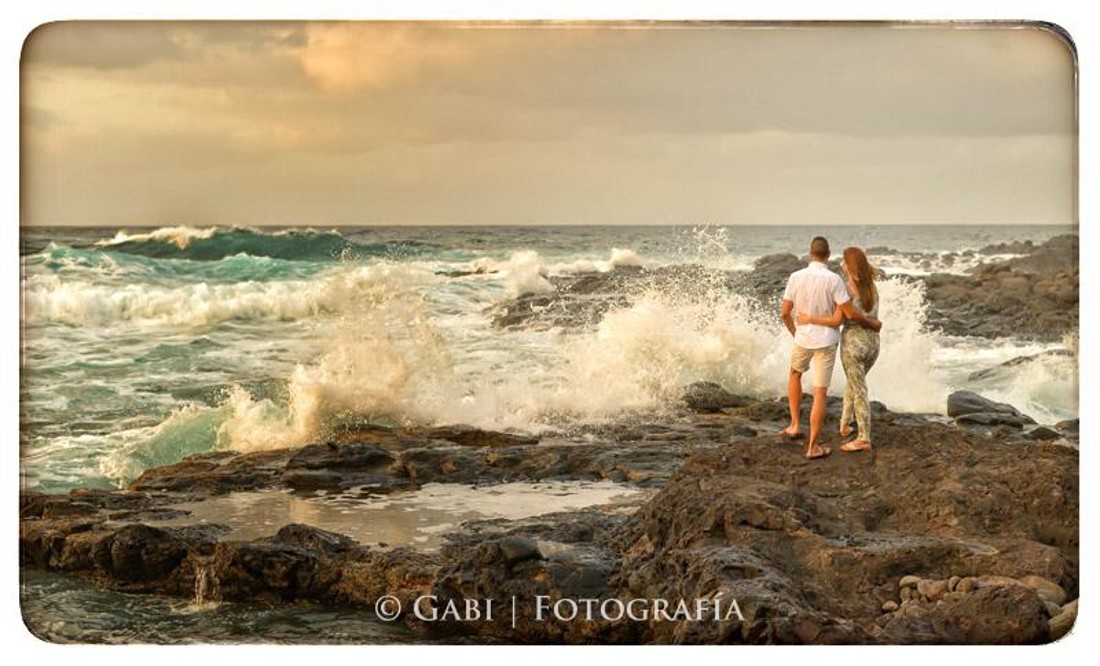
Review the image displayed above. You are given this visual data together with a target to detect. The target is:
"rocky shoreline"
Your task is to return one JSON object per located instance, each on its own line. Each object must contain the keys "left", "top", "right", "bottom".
{"left": 487, "top": 234, "right": 1079, "bottom": 342}
{"left": 20, "top": 387, "right": 1078, "bottom": 644}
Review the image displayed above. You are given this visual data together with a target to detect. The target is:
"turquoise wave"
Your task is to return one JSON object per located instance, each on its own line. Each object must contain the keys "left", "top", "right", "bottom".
{"left": 100, "top": 226, "right": 434, "bottom": 262}
{"left": 33, "top": 242, "right": 333, "bottom": 283}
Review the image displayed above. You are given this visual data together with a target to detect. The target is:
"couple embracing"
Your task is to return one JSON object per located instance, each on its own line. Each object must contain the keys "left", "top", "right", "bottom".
{"left": 779, "top": 236, "right": 882, "bottom": 459}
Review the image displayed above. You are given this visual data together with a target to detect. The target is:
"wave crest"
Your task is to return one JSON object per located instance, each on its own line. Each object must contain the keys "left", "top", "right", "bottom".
{"left": 98, "top": 225, "right": 431, "bottom": 262}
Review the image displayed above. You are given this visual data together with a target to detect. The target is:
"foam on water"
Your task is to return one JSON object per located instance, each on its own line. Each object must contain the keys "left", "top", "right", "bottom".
{"left": 867, "top": 277, "right": 944, "bottom": 413}
{"left": 23, "top": 260, "right": 443, "bottom": 328}
{"left": 20, "top": 225, "right": 1079, "bottom": 491}
{"left": 933, "top": 331, "right": 1078, "bottom": 424}
{"left": 475, "top": 247, "right": 645, "bottom": 297}
{"left": 102, "top": 226, "right": 221, "bottom": 250}
{"left": 212, "top": 267, "right": 794, "bottom": 453}
{"left": 872, "top": 251, "right": 1029, "bottom": 277}
{"left": 61, "top": 258, "right": 1052, "bottom": 483}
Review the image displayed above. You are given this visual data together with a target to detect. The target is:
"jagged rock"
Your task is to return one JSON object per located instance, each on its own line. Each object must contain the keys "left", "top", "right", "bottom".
{"left": 947, "top": 390, "right": 1029, "bottom": 419}
{"left": 105, "top": 524, "right": 189, "bottom": 583}
{"left": 947, "top": 391, "right": 1036, "bottom": 428}
{"left": 881, "top": 583, "right": 1050, "bottom": 644}
{"left": 921, "top": 235, "right": 1077, "bottom": 341}
{"left": 129, "top": 449, "right": 296, "bottom": 494}
{"left": 273, "top": 524, "right": 359, "bottom": 555}
{"left": 19, "top": 402, "right": 1078, "bottom": 645}
{"left": 414, "top": 425, "right": 539, "bottom": 448}
{"left": 1025, "top": 426, "right": 1061, "bottom": 441}
{"left": 682, "top": 382, "right": 752, "bottom": 413}
{"left": 498, "top": 536, "right": 542, "bottom": 566}
{"left": 955, "top": 412, "right": 1035, "bottom": 428}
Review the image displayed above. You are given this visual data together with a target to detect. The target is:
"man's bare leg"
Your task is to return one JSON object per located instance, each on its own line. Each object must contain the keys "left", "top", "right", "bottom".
{"left": 783, "top": 368, "right": 803, "bottom": 438}
{"left": 806, "top": 386, "right": 831, "bottom": 458}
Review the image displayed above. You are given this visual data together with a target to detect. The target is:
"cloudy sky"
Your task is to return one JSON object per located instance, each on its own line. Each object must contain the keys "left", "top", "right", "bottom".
{"left": 20, "top": 21, "right": 1075, "bottom": 226}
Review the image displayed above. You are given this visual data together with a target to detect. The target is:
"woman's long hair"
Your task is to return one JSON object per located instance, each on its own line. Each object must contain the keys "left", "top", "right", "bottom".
{"left": 843, "top": 247, "right": 877, "bottom": 312}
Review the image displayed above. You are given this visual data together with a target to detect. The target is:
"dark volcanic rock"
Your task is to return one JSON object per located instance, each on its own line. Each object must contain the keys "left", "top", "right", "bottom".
{"left": 106, "top": 524, "right": 189, "bottom": 583}
{"left": 683, "top": 382, "right": 753, "bottom": 413}
{"left": 947, "top": 390, "right": 1036, "bottom": 429}
{"left": 921, "top": 235, "right": 1077, "bottom": 341}
{"left": 612, "top": 421, "right": 1077, "bottom": 644}
{"left": 21, "top": 400, "right": 1077, "bottom": 645}
{"left": 881, "top": 583, "right": 1050, "bottom": 644}
{"left": 129, "top": 449, "right": 297, "bottom": 494}
{"left": 413, "top": 425, "right": 539, "bottom": 448}
{"left": 487, "top": 264, "right": 740, "bottom": 332}
{"left": 282, "top": 442, "right": 415, "bottom": 493}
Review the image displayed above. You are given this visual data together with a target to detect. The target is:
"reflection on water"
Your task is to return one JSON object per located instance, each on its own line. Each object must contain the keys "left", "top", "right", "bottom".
{"left": 22, "top": 480, "right": 645, "bottom": 644}
{"left": 160, "top": 480, "right": 648, "bottom": 550}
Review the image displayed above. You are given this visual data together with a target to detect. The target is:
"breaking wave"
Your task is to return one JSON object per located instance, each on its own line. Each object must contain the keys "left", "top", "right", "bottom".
{"left": 98, "top": 225, "right": 432, "bottom": 262}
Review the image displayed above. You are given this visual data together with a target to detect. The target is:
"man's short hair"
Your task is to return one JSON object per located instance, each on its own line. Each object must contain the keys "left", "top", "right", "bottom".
{"left": 810, "top": 236, "right": 830, "bottom": 260}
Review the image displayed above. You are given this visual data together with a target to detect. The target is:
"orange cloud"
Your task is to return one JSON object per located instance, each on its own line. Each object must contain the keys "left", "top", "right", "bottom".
{"left": 296, "top": 22, "right": 473, "bottom": 93}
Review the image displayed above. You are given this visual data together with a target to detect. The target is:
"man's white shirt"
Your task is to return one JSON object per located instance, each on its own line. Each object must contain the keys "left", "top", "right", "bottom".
{"left": 781, "top": 261, "right": 851, "bottom": 349}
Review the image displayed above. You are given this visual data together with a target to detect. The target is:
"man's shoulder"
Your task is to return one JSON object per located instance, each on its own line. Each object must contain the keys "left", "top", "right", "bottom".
{"left": 789, "top": 263, "right": 835, "bottom": 280}
{"left": 788, "top": 264, "right": 813, "bottom": 279}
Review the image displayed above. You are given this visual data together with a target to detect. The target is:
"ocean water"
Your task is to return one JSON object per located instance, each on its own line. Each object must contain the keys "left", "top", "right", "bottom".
{"left": 20, "top": 224, "right": 1079, "bottom": 494}
{"left": 20, "top": 568, "right": 439, "bottom": 644}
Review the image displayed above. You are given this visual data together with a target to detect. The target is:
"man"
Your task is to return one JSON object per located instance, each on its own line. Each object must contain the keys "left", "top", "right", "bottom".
{"left": 779, "top": 237, "right": 879, "bottom": 459}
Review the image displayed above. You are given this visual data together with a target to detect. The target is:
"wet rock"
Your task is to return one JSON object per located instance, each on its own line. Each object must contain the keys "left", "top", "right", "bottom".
{"left": 20, "top": 402, "right": 1078, "bottom": 645}
{"left": 105, "top": 524, "right": 189, "bottom": 583}
{"left": 285, "top": 442, "right": 395, "bottom": 471}
{"left": 947, "top": 390, "right": 1028, "bottom": 419}
{"left": 414, "top": 425, "right": 540, "bottom": 448}
{"left": 281, "top": 443, "right": 414, "bottom": 493}
{"left": 682, "top": 382, "right": 752, "bottom": 413}
{"left": 208, "top": 538, "right": 342, "bottom": 603}
{"left": 273, "top": 524, "right": 359, "bottom": 555}
{"left": 947, "top": 390, "right": 1036, "bottom": 428}
{"left": 42, "top": 500, "right": 100, "bottom": 519}
{"left": 1024, "top": 426, "right": 1061, "bottom": 441}
{"left": 921, "top": 235, "right": 1077, "bottom": 341}
{"left": 129, "top": 449, "right": 296, "bottom": 494}
{"left": 954, "top": 413, "right": 1034, "bottom": 429}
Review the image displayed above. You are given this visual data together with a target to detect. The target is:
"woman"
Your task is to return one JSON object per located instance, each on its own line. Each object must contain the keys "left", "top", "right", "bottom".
{"left": 796, "top": 246, "right": 881, "bottom": 452}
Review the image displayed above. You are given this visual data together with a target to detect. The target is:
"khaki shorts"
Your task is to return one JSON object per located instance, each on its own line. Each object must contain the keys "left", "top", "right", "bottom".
{"left": 790, "top": 345, "right": 837, "bottom": 389}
